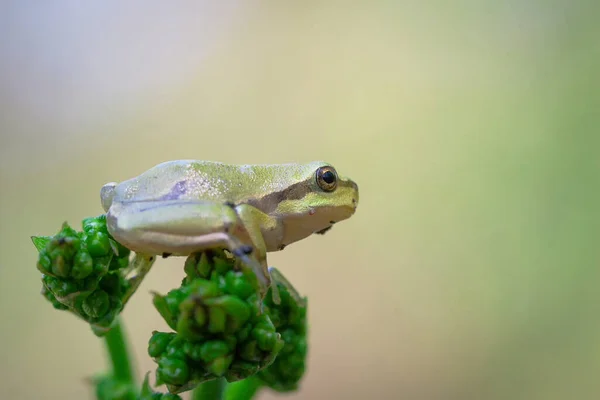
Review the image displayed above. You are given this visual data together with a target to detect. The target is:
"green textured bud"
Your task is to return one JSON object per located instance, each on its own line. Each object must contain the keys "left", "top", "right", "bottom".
{"left": 239, "top": 340, "right": 261, "bottom": 362}
{"left": 72, "top": 250, "right": 94, "bottom": 279}
{"left": 82, "top": 215, "right": 108, "bottom": 234}
{"left": 213, "top": 255, "right": 233, "bottom": 276}
{"left": 205, "top": 354, "right": 234, "bottom": 376}
{"left": 175, "top": 306, "right": 204, "bottom": 342}
{"left": 44, "top": 275, "right": 79, "bottom": 299}
{"left": 82, "top": 274, "right": 102, "bottom": 292}
{"left": 148, "top": 332, "right": 176, "bottom": 358}
{"left": 226, "top": 361, "right": 260, "bottom": 382}
{"left": 207, "top": 306, "right": 226, "bottom": 333}
{"left": 57, "top": 221, "right": 79, "bottom": 238}
{"left": 37, "top": 252, "right": 52, "bottom": 275}
{"left": 108, "top": 256, "right": 123, "bottom": 271}
{"left": 83, "top": 289, "right": 110, "bottom": 319}
{"left": 182, "top": 341, "right": 204, "bottom": 361}
{"left": 86, "top": 231, "right": 111, "bottom": 257}
{"left": 164, "top": 337, "right": 187, "bottom": 360}
{"left": 236, "top": 323, "right": 252, "bottom": 343}
{"left": 41, "top": 284, "right": 68, "bottom": 310}
{"left": 191, "top": 279, "right": 221, "bottom": 299}
{"left": 199, "top": 340, "right": 229, "bottom": 363}
{"left": 203, "top": 295, "right": 251, "bottom": 332}
{"left": 93, "top": 256, "right": 111, "bottom": 276}
{"left": 43, "top": 228, "right": 80, "bottom": 278}
{"left": 99, "top": 273, "right": 124, "bottom": 296}
{"left": 51, "top": 253, "right": 72, "bottom": 277}
{"left": 254, "top": 329, "right": 277, "bottom": 352}
{"left": 184, "top": 252, "right": 212, "bottom": 280}
{"left": 224, "top": 270, "right": 255, "bottom": 299}
{"left": 157, "top": 358, "right": 190, "bottom": 386}
{"left": 257, "top": 283, "right": 309, "bottom": 392}
{"left": 224, "top": 335, "right": 237, "bottom": 351}
{"left": 118, "top": 255, "right": 130, "bottom": 269}
{"left": 194, "top": 305, "right": 206, "bottom": 327}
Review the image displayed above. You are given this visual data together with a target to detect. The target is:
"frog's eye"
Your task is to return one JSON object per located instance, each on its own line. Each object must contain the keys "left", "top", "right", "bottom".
{"left": 316, "top": 166, "right": 338, "bottom": 192}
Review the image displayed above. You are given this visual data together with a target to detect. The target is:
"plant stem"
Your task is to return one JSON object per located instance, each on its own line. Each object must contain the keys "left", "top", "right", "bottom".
{"left": 104, "top": 318, "right": 136, "bottom": 385}
{"left": 192, "top": 378, "right": 227, "bottom": 400}
{"left": 224, "top": 377, "right": 262, "bottom": 400}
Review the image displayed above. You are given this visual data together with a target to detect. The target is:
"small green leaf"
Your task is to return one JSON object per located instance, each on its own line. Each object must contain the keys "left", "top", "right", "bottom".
{"left": 140, "top": 373, "right": 154, "bottom": 398}
{"left": 152, "top": 292, "right": 178, "bottom": 330}
{"left": 31, "top": 235, "right": 52, "bottom": 252}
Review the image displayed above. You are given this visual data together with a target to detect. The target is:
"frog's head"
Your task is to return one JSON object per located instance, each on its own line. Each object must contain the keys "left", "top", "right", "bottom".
{"left": 271, "top": 161, "right": 359, "bottom": 246}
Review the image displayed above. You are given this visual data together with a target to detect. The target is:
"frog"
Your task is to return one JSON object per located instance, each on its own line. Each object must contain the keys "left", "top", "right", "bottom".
{"left": 100, "top": 160, "right": 359, "bottom": 305}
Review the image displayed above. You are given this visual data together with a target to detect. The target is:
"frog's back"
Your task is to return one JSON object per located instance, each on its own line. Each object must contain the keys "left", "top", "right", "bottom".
{"left": 111, "top": 160, "right": 319, "bottom": 205}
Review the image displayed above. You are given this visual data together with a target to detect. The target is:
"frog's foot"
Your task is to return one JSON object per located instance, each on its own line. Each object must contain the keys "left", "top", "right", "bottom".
{"left": 268, "top": 267, "right": 306, "bottom": 308}
{"left": 229, "top": 241, "right": 269, "bottom": 294}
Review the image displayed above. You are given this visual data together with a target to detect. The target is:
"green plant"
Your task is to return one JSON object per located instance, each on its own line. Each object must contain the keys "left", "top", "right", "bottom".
{"left": 32, "top": 215, "right": 308, "bottom": 400}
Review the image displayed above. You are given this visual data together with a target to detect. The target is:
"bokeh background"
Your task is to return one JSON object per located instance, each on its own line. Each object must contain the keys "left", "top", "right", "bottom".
{"left": 1, "top": 2, "right": 599, "bottom": 399}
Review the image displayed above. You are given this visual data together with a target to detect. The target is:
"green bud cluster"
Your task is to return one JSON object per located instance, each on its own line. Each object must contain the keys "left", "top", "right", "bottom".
{"left": 32, "top": 215, "right": 131, "bottom": 335}
{"left": 149, "top": 251, "right": 285, "bottom": 394}
{"left": 33, "top": 216, "right": 309, "bottom": 399}
{"left": 256, "top": 283, "right": 308, "bottom": 392}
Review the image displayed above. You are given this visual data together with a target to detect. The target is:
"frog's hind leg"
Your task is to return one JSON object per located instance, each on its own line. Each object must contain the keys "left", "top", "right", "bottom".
{"left": 268, "top": 267, "right": 306, "bottom": 309}
{"left": 106, "top": 200, "right": 270, "bottom": 292}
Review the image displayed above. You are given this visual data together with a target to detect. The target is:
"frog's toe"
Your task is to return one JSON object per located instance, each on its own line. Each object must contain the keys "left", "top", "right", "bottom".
{"left": 268, "top": 267, "right": 305, "bottom": 308}
{"left": 232, "top": 245, "right": 253, "bottom": 256}
{"left": 270, "top": 281, "right": 281, "bottom": 305}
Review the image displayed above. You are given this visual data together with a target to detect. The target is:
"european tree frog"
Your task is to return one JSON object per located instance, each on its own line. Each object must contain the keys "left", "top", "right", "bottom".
{"left": 100, "top": 160, "right": 359, "bottom": 304}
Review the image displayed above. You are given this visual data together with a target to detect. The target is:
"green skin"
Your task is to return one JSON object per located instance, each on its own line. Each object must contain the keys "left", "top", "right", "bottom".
{"left": 100, "top": 160, "right": 359, "bottom": 301}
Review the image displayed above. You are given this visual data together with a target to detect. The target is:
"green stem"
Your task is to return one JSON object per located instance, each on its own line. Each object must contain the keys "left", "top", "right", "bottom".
{"left": 192, "top": 378, "right": 227, "bottom": 400}
{"left": 104, "top": 318, "right": 136, "bottom": 385}
{"left": 224, "top": 377, "right": 262, "bottom": 400}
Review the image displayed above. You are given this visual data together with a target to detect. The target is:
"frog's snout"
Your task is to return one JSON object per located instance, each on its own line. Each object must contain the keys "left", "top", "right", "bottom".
{"left": 100, "top": 182, "right": 117, "bottom": 212}
{"left": 350, "top": 181, "right": 359, "bottom": 209}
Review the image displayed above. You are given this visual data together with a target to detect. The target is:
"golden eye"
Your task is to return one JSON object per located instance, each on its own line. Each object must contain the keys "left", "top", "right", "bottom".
{"left": 316, "top": 166, "right": 338, "bottom": 192}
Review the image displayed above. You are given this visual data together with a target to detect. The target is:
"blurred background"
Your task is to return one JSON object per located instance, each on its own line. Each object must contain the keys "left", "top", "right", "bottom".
{"left": 1, "top": 1, "right": 599, "bottom": 399}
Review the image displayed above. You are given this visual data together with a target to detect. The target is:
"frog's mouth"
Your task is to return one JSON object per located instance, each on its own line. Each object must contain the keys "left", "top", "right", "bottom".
{"left": 315, "top": 221, "right": 335, "bottom": 235}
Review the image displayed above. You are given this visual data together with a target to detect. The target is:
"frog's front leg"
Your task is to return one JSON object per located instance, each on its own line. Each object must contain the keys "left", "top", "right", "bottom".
{"left": 235, "top": 203, "right": 282, "bottom": 305}
{"left": 105, "top": 200, "right": 269, "bottom": 291}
